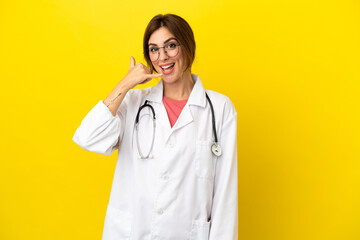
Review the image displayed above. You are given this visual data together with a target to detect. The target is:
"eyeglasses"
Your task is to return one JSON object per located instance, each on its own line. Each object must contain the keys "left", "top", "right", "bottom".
{"left": 146, "top": 42, "right": 181, "bottom": 62}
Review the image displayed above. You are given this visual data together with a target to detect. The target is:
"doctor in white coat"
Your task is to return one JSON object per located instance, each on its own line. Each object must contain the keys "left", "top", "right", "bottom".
{"left": 73, "top": 14, "right": 238, "bottom": 240}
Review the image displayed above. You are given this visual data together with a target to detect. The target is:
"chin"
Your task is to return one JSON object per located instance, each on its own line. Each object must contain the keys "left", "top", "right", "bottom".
{"left": 161, "top": 74, "right": 178, "bottom": 83}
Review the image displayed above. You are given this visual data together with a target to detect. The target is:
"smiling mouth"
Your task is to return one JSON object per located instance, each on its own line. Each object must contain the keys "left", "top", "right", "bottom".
{"left": 160, "top": 63, "right": 175, "bottom": 74}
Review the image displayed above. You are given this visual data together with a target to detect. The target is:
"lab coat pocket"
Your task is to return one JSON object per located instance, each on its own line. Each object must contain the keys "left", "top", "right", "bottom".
{"left": 195, "top": 140, "right": 214, "bottom": 180}
{"left": 189, "top": 220, "right": 210, "bottom": 240}
{"left": 102, "top": 204, "right": 132, "bottom": 240}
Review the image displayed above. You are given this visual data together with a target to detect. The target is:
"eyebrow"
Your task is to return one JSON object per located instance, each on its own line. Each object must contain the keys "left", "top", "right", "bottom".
{"left": 149, "top": 37, "right": 178, "bottom": 46}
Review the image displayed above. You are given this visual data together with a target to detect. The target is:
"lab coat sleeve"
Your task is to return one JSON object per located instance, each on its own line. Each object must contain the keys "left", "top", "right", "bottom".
{"left": 209, "top": 108, "right": 238, "bottom": 239}
{"left": 72, "top": 99, "right": 127, "bottom": 155}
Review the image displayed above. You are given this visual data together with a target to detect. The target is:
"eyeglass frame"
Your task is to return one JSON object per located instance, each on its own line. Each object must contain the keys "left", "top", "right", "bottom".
{"left": 145, "top": 42, "right": 181, "bottom": 62}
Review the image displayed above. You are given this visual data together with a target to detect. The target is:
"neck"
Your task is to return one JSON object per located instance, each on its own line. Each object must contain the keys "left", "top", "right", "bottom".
{"left": 163, "top": 70, "right": 194, "bottom": 100}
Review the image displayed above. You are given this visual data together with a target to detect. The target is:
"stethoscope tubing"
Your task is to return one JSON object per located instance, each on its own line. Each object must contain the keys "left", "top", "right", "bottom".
{"left": 135, "top": 100, "right": 155, "bottom": 123}
{"left": 135, "top": 93, "right": 221, "bottom": 159}
{"left": 205, "top": 93, "right": 218, "bottom": 144}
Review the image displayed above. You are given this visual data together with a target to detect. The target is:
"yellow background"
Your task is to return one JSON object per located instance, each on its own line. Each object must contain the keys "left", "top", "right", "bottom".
{"left": 1, "top": 0, "right": 359, "bottom": 239}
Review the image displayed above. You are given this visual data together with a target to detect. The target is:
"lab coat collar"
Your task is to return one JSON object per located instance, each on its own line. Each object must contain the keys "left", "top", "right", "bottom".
{"left": 145, "top": 74, "right": 206, "bottom": 108}
{"left": 187, "top": 74, "right": 207, "bottom": 108}
{"left": 145, "top": 80, "right": 163, "bottom": 103}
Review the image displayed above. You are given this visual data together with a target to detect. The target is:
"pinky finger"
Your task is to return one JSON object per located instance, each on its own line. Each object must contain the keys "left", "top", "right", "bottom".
{"left": 140, "top": 78, "right": 152, "bottom": 84}
{"left": 146, "top": 74, "right": 163, "bottom": 79}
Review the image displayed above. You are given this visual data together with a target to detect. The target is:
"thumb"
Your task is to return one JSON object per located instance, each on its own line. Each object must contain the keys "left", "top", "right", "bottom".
{"left": 129, "top": 56, "right": 136, "bottom": 68}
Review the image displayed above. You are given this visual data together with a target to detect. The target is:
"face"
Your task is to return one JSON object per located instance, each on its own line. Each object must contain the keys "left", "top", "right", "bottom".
{"left": 148, "top": 27, "right": 186, "bottom": 84}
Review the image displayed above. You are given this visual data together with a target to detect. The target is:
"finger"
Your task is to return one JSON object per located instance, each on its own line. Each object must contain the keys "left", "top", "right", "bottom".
{"left": 140, "top": 78, "right": 152, "bottom": 84}
{"left": 145, "top": 73, "right": 163, "bottom": 79}
{"left": 136, "top": 64, "right": 150, "bottom": 73}
{"left": 144, "top": 66, "right": 151, "bottom": 74}
{"left": 140, "top": 73, "right": 162, "bottom": 84}
{"left": 130, "top": 56, "right": 136, "bottom": 68}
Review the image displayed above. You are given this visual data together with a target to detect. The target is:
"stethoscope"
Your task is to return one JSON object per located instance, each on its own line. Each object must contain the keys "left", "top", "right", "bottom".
{"left": 135, "top": 93, "right": 222, "bottom": 159}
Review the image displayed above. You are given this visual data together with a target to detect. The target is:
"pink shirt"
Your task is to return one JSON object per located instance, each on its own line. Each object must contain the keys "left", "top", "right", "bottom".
{"left": 163, "top": 96, "right": 188, "bottom": 128}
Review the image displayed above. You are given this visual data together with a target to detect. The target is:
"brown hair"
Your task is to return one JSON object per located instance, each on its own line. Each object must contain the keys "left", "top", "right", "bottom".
{"left": 143, "top": 14, "right": 196, "bottom": 73}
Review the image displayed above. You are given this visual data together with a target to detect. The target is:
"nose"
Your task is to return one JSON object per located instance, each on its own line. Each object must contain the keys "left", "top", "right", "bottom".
{"left": 158, "top": 47, "right": 168, "bottom": 61}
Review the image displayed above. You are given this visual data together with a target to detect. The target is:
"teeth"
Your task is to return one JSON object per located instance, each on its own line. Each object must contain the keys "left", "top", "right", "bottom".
{"left": 161, "top": 63, "right": 174, "bottom": 69}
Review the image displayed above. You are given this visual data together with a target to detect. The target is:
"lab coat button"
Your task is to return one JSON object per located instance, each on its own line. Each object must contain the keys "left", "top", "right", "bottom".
{"left": 157, "top": 208, "right": 164, "bottom": 215}
{"left": 162, "top": 175, "right": 169, "bottom": 180}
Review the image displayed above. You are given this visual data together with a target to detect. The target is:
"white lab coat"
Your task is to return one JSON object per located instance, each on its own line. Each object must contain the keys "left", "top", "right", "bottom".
{"left": 73, "top": 74, "right": 238, "bottom": 240}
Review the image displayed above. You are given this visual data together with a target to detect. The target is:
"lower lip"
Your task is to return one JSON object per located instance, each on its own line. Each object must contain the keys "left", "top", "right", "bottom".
{"left": 160, "top": 64, "right": 175, "bottom": 75}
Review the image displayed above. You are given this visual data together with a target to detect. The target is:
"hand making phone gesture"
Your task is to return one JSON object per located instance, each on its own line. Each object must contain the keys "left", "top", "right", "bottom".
{"left": 103, "top": 56, "right": 162, "bottom": 115}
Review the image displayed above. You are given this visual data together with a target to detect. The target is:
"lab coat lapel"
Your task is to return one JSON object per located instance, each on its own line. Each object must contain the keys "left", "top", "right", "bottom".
{"left": 145, "top": 80, "right": 172, "bottom": 130}
{"left": 145, "top": 74, "right": 207, "bottom": 141}
{"left": 170, "top": 74, "right": 207, "bottom": 133}
{"left": 170, "top": 104, "right": 193, "bottom": 132}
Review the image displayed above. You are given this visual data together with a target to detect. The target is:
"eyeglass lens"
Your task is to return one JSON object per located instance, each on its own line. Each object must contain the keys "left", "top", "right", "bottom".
{"left": 148, "top": 42, "right": 180, "bottom": 61}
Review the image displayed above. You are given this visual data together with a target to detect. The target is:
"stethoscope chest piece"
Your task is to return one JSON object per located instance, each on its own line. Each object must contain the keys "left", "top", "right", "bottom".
{"left": 211, "top": 143, "right": 222, "bottom": 157}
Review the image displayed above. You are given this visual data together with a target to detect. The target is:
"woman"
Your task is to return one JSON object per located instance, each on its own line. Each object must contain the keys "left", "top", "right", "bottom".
{"left": 73, "top": 14, "right": 238, "bottom": 240}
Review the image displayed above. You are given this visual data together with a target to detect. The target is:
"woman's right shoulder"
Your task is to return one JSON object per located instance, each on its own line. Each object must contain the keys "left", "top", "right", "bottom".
{"left": 127, "top": 87, "right": 152, "bottom": 98}
{"left": 127, "top": 86, "right": 153, "bottom": 99}
{"left": 122, "top": 87, "right": 153, "bottom": 106}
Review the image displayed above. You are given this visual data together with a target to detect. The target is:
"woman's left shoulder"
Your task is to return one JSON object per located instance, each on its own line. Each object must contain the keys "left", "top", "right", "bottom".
{"left": 205, "top": 90, "right": 237, "bottom": 116}
{"left": 206, "top": 90, "right": 237, "bottom": 122}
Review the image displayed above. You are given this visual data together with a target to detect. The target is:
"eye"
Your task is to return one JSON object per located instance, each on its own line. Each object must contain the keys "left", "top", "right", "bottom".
{"left": 150, "top": 47, "right": 159, "bottom": 53}
{"left": 167, "top": 43, "right": 177, "bottom": 49}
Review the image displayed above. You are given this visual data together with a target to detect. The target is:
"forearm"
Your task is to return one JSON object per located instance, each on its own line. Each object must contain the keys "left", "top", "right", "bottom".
{"left": 103, "top": 80, "right": 131, "bottom": 116}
